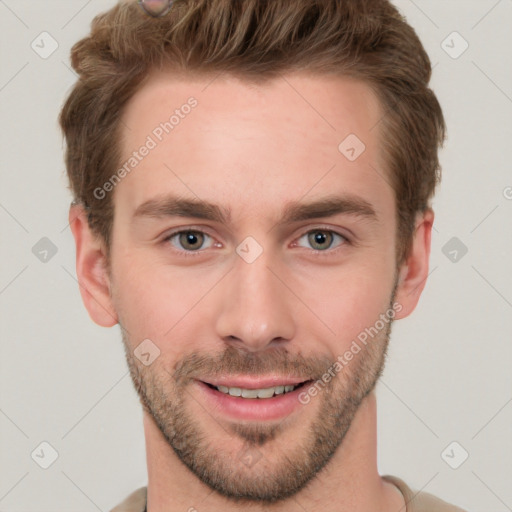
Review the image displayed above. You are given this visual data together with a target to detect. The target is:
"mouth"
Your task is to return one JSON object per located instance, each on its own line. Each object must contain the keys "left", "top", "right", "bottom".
{"left": 195, "top": 377, "right": 314, "bottom": 421}
{"left": 202, "top": 380, "right": 312, "bottom": 399}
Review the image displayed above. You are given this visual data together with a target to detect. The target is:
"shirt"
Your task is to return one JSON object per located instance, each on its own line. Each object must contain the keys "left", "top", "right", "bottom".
{"left": 110, "top": 475, "right": 467, "bottom": 511}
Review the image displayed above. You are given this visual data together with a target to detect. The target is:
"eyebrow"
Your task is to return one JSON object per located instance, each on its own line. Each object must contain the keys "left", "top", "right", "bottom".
{"left": 132, "top": 194, "right": 378, "bottom": 225}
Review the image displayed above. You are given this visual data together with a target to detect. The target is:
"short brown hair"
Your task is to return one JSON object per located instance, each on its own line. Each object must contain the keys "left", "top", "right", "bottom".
{"left": 59, "top": 0, "right": 446, "bottom": 266}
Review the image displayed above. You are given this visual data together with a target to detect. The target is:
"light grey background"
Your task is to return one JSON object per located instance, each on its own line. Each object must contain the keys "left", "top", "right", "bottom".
{"left": 1, "top": 1, "right": 511, "bottom": 510}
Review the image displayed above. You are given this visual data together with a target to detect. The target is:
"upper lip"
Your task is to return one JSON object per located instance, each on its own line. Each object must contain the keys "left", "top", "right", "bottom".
{"left": 199, "top": 376, "right": 311, "bottom": 389}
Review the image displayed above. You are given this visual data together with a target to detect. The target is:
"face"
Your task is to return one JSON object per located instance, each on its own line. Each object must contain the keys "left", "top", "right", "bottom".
{"left": 95, "top": 71, "right": 412, "bottom": 503}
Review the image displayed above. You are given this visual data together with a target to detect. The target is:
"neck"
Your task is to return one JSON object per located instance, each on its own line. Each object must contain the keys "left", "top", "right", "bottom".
{"left": 143, "top": 391, "right": 404, "bottom": 511}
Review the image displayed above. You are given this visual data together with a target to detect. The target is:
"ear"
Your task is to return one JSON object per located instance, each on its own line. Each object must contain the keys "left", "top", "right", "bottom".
{"left": 68, "top": 204, "right": 118, "bottom": 327}
{"left": 394, "top": 208, "right": 434, "bottom": 320}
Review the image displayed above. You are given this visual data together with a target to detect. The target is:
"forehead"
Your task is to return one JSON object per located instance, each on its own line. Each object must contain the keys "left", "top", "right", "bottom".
{"left": 122, "top": 70, "right": 382, "bottom": 150}
{"left": 115, "top": 70, "right": 393, "bottom": 223}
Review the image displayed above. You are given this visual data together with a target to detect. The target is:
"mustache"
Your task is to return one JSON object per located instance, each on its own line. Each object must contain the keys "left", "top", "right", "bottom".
{"left": 171, "top": 345, "right": 335, "bottom": 385}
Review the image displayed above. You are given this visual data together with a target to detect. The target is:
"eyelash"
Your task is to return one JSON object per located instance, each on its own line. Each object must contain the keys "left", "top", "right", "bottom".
{"left": 161, "top": 226, "right": 352, "bottom": 258}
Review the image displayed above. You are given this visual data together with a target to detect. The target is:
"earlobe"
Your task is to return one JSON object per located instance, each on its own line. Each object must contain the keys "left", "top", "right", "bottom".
{"left": 68, "top": 204, "right": 118, "bottom": 327}
{"left": 393, "top": 208, "right": 434, "bottom": 320}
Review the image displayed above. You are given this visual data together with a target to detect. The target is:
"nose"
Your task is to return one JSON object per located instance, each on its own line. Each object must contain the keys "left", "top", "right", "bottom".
{"left": 213, "top": 248, "right": 296, "bottom": 352}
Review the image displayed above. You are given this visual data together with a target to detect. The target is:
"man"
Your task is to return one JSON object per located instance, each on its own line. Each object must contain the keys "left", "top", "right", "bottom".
{"left": 60, "top": 0, "right": 467, "bottom": 510}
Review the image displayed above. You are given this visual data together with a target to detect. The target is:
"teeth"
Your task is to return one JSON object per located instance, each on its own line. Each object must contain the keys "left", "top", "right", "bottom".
{"left": 256, "top": 388, "right": 275, "bottom": 399}
{"left": 228, "top": 387, "right": 242, "bottom": 397}
{"left": 215, "top": 384, "right": 299, "bottom": 398}
{"left": 241, "top": 388, "right": 259, "bottom": 398}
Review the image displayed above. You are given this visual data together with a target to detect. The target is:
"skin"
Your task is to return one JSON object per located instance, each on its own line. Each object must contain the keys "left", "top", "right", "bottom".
{"left": 69, "top": 70, "right": 433, "bottom": 512}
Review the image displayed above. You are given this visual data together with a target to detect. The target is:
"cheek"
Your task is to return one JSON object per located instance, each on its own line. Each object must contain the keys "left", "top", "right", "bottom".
{"left": 110, "top": 257, "right": 171, "bottom": 340}
{"left": 110, "top": 256, "right": 220, "bottom": 344}
{"left": 299, "top": 260, "right": 395, "bottom": 345}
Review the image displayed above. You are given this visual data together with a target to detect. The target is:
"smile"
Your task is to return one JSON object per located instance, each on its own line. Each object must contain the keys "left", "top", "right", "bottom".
{"left": 196, "top": 379, "right": 313, "bottom": 421}
{"left": 207, "top": 382, "right": 307, "bottom": 399}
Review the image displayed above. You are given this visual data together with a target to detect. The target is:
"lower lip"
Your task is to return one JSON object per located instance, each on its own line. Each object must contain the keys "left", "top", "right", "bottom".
{"left": 195, "top": 380, "right": 310, "bottom": 421}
